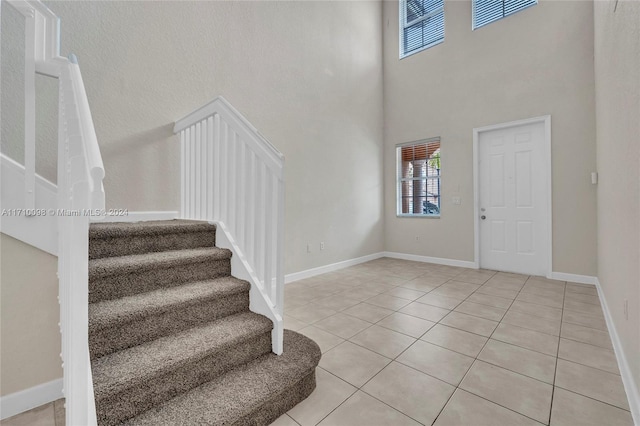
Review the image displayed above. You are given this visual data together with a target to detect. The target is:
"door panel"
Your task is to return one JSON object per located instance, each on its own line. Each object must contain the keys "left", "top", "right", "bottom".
{"left": 491, "top": 220, "right": 506, "bottom": 252}
{"left": 478, "top": 120, "right": 548, "bottom": 275}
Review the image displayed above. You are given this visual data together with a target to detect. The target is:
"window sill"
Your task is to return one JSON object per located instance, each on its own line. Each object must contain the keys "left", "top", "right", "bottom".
{"left": 396, "top": 214, "right": 441, "bottom": 219}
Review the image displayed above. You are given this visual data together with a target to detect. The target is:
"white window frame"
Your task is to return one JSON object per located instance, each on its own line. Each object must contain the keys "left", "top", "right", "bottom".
{"left": 396, "top": 138, "right": 442, "bottom": 218}
{"left": 399, "top": 0, "right": 445, "bottom": 59}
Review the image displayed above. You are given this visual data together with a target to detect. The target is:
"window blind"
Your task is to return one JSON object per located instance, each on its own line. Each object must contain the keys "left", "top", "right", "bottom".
{"left": 397, "top": 139, "right": 441, "bottom": 216}
{"left": 401, "top": 0, "right": 444, "bottom": 58}
{"left": 473, "top": 0, "right": 537, "bottom": 29}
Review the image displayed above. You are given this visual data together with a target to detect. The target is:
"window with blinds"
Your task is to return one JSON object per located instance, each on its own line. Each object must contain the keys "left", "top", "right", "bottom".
{"left": 473, "top": 0, "right": 537, "bottom": 30}
{"left": 397, "top": 138, "right": 441, "bottom": 217}
{"left": 400, "top": 0, "right": 444, "bottom": 58}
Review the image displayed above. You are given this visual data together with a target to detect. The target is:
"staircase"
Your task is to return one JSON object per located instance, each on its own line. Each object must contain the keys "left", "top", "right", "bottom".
{"left": 88, "top": 220, "right": 320, "bottom": 425}
{"left": 4, "top": 2, "right": 300, "bottom": 422}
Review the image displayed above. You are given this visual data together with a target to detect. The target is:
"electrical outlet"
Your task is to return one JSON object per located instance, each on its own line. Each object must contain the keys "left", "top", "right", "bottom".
{"left": 624, "top": 299, "right": 629, "bottom": 320}
{"left": 307, "top": 244, "right": 311, "bottom": 253}
{"left": 452, "top": 196, "right": 461, "bottom": 205}
{"left": 415, "top": 236, "right": 419, "bottom": 241}
{"left": 320, "top": 242, "right": 325, "bottom": 250}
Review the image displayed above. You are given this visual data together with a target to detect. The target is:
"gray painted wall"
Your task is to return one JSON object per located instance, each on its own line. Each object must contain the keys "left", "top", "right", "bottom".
{"left": 47, "top": 0, "right": 386, "bottom": 275}
{"left": 0, "top": 234, "right": 62, "bottom": 397}
{"left": 383, "top": 0, "right": 597, "bottom": 276}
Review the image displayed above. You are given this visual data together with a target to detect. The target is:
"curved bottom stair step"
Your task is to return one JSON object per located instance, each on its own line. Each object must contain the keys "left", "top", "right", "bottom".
{"left": 124, "top": 330, "right": 321, "bottom": 426}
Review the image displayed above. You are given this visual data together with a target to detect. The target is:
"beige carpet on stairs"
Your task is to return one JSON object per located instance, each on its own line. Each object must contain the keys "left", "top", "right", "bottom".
{"left": 88, "top": 220, "right": 320, "bottom": 425}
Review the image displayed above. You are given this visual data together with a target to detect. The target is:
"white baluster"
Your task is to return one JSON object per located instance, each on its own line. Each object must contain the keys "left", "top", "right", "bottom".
{"left": 228, "top": 131, "right": 236, "bottom": 237}
{"left": 264, "top": 172, "right": 273, "bottom": 304}
{"left": 270, "top": 173, "right": 279, "bottom": 305}
{"left": 246, "top": 151, "right": 256, "bottom": 266}
{"left": 276, "top": 176, "right": 285, "bottom": 315}
{"left": 195, "top": 122, "right": 201, "bottom": 220}
{"left": 207, "top": 116, "right": 214, "bottom": 221}
{"left": 237, "top": 141, "right": 246, "bottom": 251}
{"left": 190, "top": 125, "right": 196, "bottom": 218}
{"left": 172, "top": 97, "right": 286, "bottom": 355}
{"left": 220, "top": 122, "right": 228, "bottom": 224}
{"left": 256, "top": 163, "right": 266, "bottom": 286}
{"left": 184, "top": 127, "right": 191, "bottom": 218}
{"left": 213, "top": 114, "right": 221, "bottom": 221}
{"left": 200, "top": 119, "right": 211, "bottom": 220}
{"left": 180, "top": 131, "right": 186, "bottom": 218}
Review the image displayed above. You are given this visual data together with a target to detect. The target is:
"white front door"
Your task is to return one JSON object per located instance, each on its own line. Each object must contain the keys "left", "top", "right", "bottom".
{"left": 477, "top": 119, "right": 549, "bottom": 276}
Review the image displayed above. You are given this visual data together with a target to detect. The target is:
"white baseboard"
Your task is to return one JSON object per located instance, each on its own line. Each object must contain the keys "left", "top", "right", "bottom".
{"left": 595, "top": 278, "right": 640, "bottom": 424}
{"left": 285, "top": 251, "right": 480, "bottom": 284}
{"left": 382, "top": 251, "right": 478, "bottom": 269}
{"left": 285, "top": 252, "right": 384, "bottom": 283}
{"left": 0, "top": 378, "right": 63, "bottom": 420}
{"left": 95, "top": 211, "right": 179, "bottom": 223}
{"left": 549, "top": 272, "right": 597, "bottom": 285}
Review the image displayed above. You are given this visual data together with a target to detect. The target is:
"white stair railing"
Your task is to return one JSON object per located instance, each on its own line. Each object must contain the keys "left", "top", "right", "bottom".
{"left": 57, "top": 53, "right": 104, "bottom": 426}
{"left": 3, "top": 1, "right": 104, "bottom": 424}
{"left": 174, "top": 97, "right": 285, "bottom": 354}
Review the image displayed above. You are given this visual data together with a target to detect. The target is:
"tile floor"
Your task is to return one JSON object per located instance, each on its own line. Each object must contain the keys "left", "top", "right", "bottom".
{"left": 2, "top": 258, "right": 634, "bottom": 426}
{"left": 277, "top": 258, "right": 634, "bottom": 426}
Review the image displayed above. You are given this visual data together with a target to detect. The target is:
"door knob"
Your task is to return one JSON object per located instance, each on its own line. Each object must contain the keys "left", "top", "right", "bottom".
{"left": 481, "top": 215, "right": 486, "bottom": 220}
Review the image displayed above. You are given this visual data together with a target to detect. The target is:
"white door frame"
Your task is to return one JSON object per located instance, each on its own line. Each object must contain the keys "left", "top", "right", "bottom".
{"left": 473, "top": 115, "right": 552, "bottom": 278}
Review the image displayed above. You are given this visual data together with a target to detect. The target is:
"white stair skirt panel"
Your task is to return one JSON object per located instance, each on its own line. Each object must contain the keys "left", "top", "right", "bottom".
{"left": 0, "top": 154, "right": 58, "bottom": 255}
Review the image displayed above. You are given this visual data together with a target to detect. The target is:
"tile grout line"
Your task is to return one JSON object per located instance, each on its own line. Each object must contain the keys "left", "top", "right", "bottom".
{"left": 335, "top": 264, "right": 626, "bottom": 422}
{"left": 306, "top": 367, "right": 359, "bottom": 426}
{"left": 302, "top": 267, "right": 471, "bottom": 425}
{"left": 347, "top": 269, "right": 495, "bottom": 425}
{"left": 547, "top": 277, "right": 568, "bottom": 424}
{"left": 286, "top": 264, "right": 602, "bottom": 425}
{"left": 437, "top": 272, "right": 569, "bottom": 424}
{"left": 305, "top": 266, "right": 460, "bottom": 425}
{"left": 427, "top": 270, "right": 507, "bottom": 426}
{"left": 430, "top": 272, "right": 553, "bottom": 426}
{"left": 553, "top": 383, "right": 634, "bottom": 413}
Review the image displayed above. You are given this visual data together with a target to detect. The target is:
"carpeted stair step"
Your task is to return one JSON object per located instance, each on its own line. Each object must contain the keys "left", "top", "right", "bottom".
{"left": 124, "top": 330, "right": 321, "bottom": 426}
{"left": 89, "top": 276, "right": 251, "bottom": 359}
{"left": 89, "top": 247, "right": 232, "bottom": 303}
{"left": 92, "top": 312, "right": 273, "bottom": 426}
{"left": 89, "top": 220, "right": 216, "bottom": 259}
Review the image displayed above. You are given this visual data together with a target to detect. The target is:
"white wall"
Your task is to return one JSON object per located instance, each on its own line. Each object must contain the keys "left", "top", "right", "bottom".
{"left": 44, "top": 0, "right": 385, "bottom": 274}
{"left": 0, "top": 234, "right": 62, "bottom": 397}
{"left": 382, "top": 0, "right": 597, "bottom": 276}
{"left": 594, "top": 0, "right": 640, "bottom": 405}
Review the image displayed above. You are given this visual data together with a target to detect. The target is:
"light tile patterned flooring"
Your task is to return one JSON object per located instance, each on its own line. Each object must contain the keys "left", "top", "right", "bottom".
{"left": 275, "top": 258, "right": 634, "bottom": 426}
{"left": 0, "top": 399, "right": 64, "bottom": 426}
{"left": 2, "top": 259, "right": 633, "bottom": 426}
